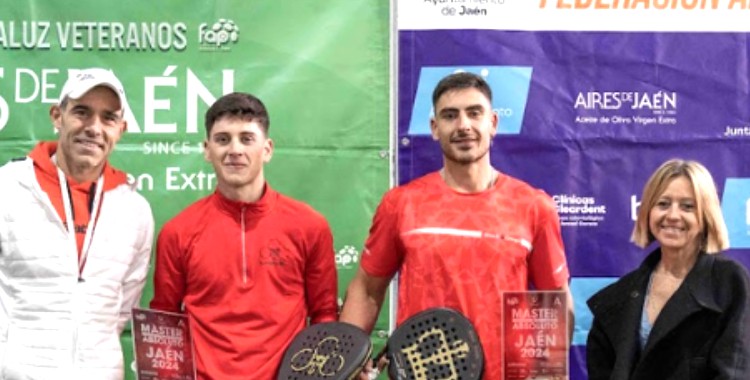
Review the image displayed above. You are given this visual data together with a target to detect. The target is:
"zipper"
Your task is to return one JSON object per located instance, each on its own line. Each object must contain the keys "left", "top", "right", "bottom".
{"left": 72, "top": 317, "right": 78, "bottom": 366}
{"left": 241, "top": 206, "right": 247, "bottom": 284}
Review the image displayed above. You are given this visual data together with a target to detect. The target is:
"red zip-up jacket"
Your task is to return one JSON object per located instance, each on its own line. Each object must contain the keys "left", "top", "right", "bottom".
{"left": 150, "top": 186, "right": 338, "bottom": 379}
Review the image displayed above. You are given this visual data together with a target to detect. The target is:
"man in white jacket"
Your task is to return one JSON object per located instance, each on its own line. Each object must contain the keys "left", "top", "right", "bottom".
{"left": 0, "top": 68, "right": 154, "bottom": 380}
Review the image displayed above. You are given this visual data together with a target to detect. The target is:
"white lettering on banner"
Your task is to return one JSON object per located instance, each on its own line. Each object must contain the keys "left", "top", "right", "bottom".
{"left": 14, "top": 68, "right": 60, "bottom": 104}
{"left": 631, "top": 195, "right": 641, "bottom": 221}
{"left": 1, "top": 67, "right": 235, "bottom": 135}
{"left": 573, "top": 91, "right": 678, "bottom": 127}
{"left": 632, "top": 116, "right": 656, "bottom": 126}
{"left": 0, "top": 68, "right": 7, "bottom": 132}
{"left": 0, "top": 21, "right": 187, "bottom": 51}
{"left": 495, "top": 107, "right": 513, "bottom": 117}
{"left": 142, "top": 141, "right": 202, "bottom": 155}
{"left": 140, "top": 67, "right": 234, "bottom": 133}
{"left": 145, "top": 66, "right": 178, "bottom": 133}
{"left": 554, "top": 194, "right": 608, "bottom": 227}
{"left": 574, "top": 91, "right": 676, "bottom": 111}
{"left": 611, "top": 116, "right": 631, "bottom": 124}
{"left": 166, "top": 167, "right": 216, "bottom": 191}
{"left": 127, "top": 173, "right": 155, "bottom": 192}
{"left": 632, "top": 92, "right": 676, "bottom": 109}
{"left": 0, "top": 21, "right": 51, "bottom": 49}
{"left": 15, "top": 69, "right": 39, "bottom": 103}
{"left": 658, "top": 116, "right": 676, "bottom": 124}
{"left": 574, "top": 92, "right": 626, "bottom": 109}
{"left": 127, "top": 169, "right": 218, "bottom": 192}
{"left": 553, "top": 194, "right": 595, "bottom": 205}
{"left": 553, "top": 194, "right": 607, "bottom": 214}
{"left": 723, "top": 125, "right": 750, "bottom": 137}
{"left": 185, "top": 69, "right": 235, "bottom": 134}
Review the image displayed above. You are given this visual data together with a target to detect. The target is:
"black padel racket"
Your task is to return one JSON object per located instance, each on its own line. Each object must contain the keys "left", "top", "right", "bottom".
{"left": 278, "top": 321, "right": 372, "bottom": 380}
{"left": 385, "top": 307, "right": 484, "bottom": 380}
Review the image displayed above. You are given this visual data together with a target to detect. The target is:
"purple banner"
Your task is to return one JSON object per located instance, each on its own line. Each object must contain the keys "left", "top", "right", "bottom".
{"left": 399, "top": 30, "right": 750, "bottom": 378}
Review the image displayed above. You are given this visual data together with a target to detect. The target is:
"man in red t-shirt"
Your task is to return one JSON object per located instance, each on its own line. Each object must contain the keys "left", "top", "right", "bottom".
{"left": 340, "top": 72, "right": 574, "bottom": 380}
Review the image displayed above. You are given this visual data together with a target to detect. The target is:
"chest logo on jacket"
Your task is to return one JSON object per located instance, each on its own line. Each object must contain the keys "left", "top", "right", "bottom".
{"left": 260, "top": 240, "right": 285, "bottom": 266}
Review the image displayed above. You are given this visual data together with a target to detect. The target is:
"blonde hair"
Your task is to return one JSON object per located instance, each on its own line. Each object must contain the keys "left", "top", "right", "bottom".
{"left": 631, "top": 159, "right": 729, "bottom": 253}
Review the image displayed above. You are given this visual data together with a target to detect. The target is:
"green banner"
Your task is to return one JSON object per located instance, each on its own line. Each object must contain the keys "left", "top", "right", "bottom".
{"left": 1, "top": 1, "right": 391, "bottom": 378}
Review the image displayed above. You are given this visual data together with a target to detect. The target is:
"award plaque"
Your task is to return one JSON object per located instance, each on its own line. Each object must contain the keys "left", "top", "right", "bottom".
{"left": 502, "top": 291, "right": 568, "bottom": 380}
{"left": 131, "top": 308, "right": 196, "bottom": 380}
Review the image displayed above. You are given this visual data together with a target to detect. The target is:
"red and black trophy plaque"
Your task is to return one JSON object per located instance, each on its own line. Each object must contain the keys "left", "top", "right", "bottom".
{"left": 132, "top": 308, "right": 196, "bottom": 380}
{"left": 502, "top": 291, "right": 569, "bottom": 380}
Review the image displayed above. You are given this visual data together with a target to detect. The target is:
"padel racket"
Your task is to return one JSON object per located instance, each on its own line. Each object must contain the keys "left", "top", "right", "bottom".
{"left": 278, "top": 321, "right": 372, "bottom": 380}
{"left": 384, "top": 307, "right": 484, "bottom": 380}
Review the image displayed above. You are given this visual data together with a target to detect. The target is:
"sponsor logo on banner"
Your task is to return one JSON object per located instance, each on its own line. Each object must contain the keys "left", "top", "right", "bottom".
{"left": 552, "top": 194, "right": 607, "bottom": 228}
{"left": 198, "top": 19, "right": 240, "bottom": 51}
{"left": 573, "top": 90, "right": 679, "bottom": 127}
{"left": 408, "top": 66, "right": 532, "bottom": 135}
{"left": 399, "top": 0, "right": 750, "bottom": 32}
{"left": 335, "top": 245, "right": 360, "bottom": 269}
{"left": 722, "top": 178, "right": 750, "bottom": 249}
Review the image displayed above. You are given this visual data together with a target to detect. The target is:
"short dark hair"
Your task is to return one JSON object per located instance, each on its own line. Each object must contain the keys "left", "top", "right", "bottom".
{"left": 432, "top": 72, "right": 492, "bottom": 107}
{"left": 204, "top": 92, "right": 270, "bottom": 136}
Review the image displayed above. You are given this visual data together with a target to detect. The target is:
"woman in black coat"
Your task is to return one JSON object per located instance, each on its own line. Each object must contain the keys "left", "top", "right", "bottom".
{"left": 586, "top": 159, "right": 750, "bottom": 380}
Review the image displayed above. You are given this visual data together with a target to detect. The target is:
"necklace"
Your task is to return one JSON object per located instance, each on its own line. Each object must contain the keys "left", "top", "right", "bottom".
{"left": 486, "top": 170, "right": 498, "bottom": 190}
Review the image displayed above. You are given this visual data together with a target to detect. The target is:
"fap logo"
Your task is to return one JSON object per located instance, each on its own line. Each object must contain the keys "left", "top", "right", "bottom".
{"left": 198, "top": 19, "right": 239, "bottom": 50}
{"left": 721, "top": 178, "right": 750, "bottom": 249}
{"left": 335, "top": 245, "right": 360, "bottom": 269}
{"left": 407, "top": 66, "right": 532, "bottom": 136}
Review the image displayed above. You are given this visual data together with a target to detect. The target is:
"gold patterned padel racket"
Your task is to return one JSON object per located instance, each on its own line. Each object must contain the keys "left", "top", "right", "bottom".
{"left": 384, "top": 307, "right": 484, "bottom": 380}
{"left": 277, "top": 321, "right": 372, "bottom": 380}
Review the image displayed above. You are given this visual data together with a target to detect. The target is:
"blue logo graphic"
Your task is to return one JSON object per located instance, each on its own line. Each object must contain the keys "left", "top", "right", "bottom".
{"left": 408, "top": 66, "right": 533, "bottom": 135}
{"left": 571, "top": 277, "right": 616, "bottom": 345}
{"left": 722, "top": 178, "right": 750, "bottom": 249}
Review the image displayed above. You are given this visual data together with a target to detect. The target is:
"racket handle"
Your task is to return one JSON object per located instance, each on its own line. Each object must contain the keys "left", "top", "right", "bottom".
{"left": 367, "top": 368, "right": 380, "bottom": 380}
{"left": 367, "top": 345, "right": 387, "bottom": 380}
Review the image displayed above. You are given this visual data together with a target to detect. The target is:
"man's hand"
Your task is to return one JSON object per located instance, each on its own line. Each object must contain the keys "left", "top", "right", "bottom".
{"left": 358, "top": 354, "right": 389, "bottom": 380}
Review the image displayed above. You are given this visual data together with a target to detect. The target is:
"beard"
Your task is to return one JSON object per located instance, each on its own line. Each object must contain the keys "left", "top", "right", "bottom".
{"left": 441, "top": 140, "right": 490, "bottom": 165}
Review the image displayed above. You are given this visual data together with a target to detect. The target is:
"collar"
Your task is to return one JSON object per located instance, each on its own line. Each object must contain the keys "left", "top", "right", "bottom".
{"left": 588, "top": 249, "right": 721, "bottom": 316}
{"left": 212, "top": 183, "right": 276, "bottom": 216}
{"left": 28, "top": 141, "right": 128, "bottom": 191}
{"left": 679, "top": 251, "right": 721, "bottom": 312}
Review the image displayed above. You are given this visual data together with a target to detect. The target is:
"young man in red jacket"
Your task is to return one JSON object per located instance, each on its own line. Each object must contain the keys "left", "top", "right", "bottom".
{"left": 150, "top": 92, "right": 338, "bottom": 379}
